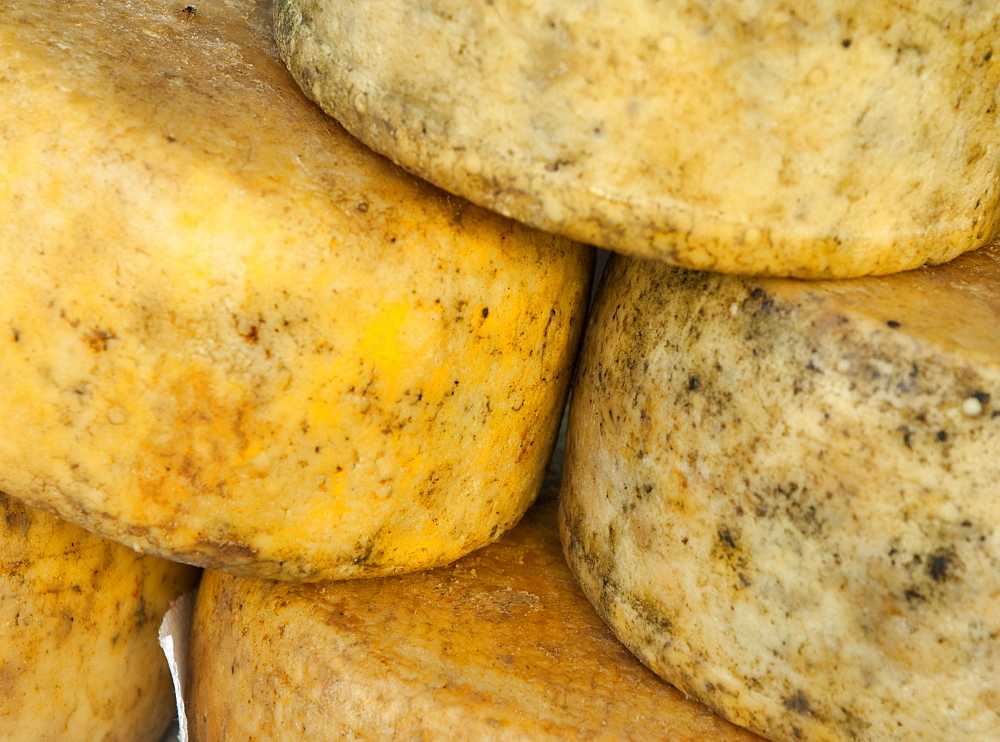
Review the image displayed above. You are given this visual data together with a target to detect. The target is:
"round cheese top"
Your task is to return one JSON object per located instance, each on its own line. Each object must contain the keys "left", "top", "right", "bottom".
{"left": 561, "top": 243, "right": 1000, "bottom": 740}
{"left": 1, "top": 491, "right": 200, "bottom": 741}
{"left": 274, "top": 0, "right": 1000, "bottom": 278}
{"left": 0, "top": 0, "right": 592, "bottom": 580}
{"left": 187, "top": 464, "right": 764, "bottom": 741}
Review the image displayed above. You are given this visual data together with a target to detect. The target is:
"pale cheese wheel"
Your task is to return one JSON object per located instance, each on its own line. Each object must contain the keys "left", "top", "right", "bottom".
{"left": 0, "top": 491, "right": 200, "bottom": 741}
{"left": 0, "top": 0, "right": 592, "bottom": 580}
{"left": 273, "top": 0, "right": 1000, "bottom": 278}
{"left": 186, "top": 461, "right": 764, "bottom": 741}
{"left": 560, "top": 245, "right": 1000, "bottom": 740}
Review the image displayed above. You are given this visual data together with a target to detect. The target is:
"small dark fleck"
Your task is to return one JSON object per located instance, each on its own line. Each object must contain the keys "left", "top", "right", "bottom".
{"left": 481, "top": 307, "right": 489, "bottom": 318}
{"left": 11, "top": 329, "right": 19, "bottom": 342}
{"left": 886, "top": 320, "right": 900, "bottom": 329}
{"left": 165, "top": 134, "right": 177, "bottom": 143}
{"left": 85, "top": 328, "right": 118, "bottom": 352}
{"left": 928, "top": 551, "right": 952, "bottom": 582}
{"left": 783, "top": 691, "right": 811, "bottom": 715}
{"left": 985, "top": 50, "right": 993, "bottom": 62}
{"left": 972, "top": 390, "right": 990, "bottom": 405}
{"left": 643, "top": 484, "right": 653, "bottom": 494}
{"left": 904, "top": 588, "right": 924, "bottom": 605}
{"left": 688, "top": 376, "right": 700, "bottom": 391}
{"left": 842, "top": 38, "right": 852, "bottom": 48}
{"left": 718, "top": 528, "right": 737, "bottom": 549}
{"left": 356, "top": 202, "right": 369, "bottom": 213}
{"left": 936, "top": 430, "right": 948, "bottom": 442}
{"left": 961, "top": 520, "right": 973, "bottom": 528}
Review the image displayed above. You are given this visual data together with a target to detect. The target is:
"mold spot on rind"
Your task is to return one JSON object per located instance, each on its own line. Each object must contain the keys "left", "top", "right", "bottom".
{"left": 84, "top": 327, "right": 118, "bottom": 351}
{"left": 350, "top": 539, "right": 375, "bottom": 567}
{"left": 926, "top": 546, "right": 958, "bottom": 583}
{"left": 783, "top": 691, "right": 812, "bottom": 715}
{"left": 194, "top": 536, "right": 259, "bottom": 563}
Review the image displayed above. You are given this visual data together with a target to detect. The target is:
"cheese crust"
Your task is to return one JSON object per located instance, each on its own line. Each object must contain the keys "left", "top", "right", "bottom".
{"left": 560, "top": 246, "right": 1000, "bottom": 740}
{"left": 0, "top": 492, "right": 200, "bottom": 741}
{"left": 187, "top": 464, "right": 763, "bottom": 741}
{"left": 274, "top": 0, "right": 999, "bottom": 278}
{"left": 0, "top": 0, "right": 592, "bottom": 580}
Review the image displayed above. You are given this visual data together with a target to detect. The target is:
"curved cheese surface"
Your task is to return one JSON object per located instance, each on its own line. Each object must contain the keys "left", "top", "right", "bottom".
{"left": 0, "top": 491, "right": 200, "bottom": 741}
{"left": 274, "top": 0, "right": 1000, "bottom": 278}
{"left": 187, "top": 465, "right": 763, "bottom": 741}
{"left": 0, "top": 0, "right": 592, "bottom": 580}
{"left": 560, "top": 245, "right": 1000, "bottom": 741}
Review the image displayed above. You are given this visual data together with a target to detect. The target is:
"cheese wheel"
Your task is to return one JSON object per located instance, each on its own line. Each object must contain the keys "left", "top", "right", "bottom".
{"left": 0, "top": 0, "right": 592, "bottom": 580}
{"left": 560, "top": 246, "right": 1000, "bottom": 740}
{"left": 273, "top": 0, "right": 1000, "bottom": 278}
{"left": 186, "top": 459, "right": 763, "bottom": 741}
{"left": 1, "top": 491, "right": 200, "bottom": 741}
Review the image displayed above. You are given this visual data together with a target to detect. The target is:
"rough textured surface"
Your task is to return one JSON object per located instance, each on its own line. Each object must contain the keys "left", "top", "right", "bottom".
{"left": 0, "top": 0, "right": 592, "bottom": 580}
{"left": 560, "top": 245, "right": 1000, "bottom": 741}
{"left": 187, "top": 454, "right": 763, "bottom": 741}
{"left": 273, "top": 0, "right": 999, "bottom": 278}
{"left": 0, "top": 491, "right": 200, "bottom": 741}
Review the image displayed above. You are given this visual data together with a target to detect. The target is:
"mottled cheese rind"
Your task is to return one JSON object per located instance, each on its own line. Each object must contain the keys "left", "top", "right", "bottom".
{"left": 274, "top": 0, "right": 1000, "bottom": 278}
{"left": 0, "top": 491, "right": 200, "bottom": 741}
{"left": 560, "top": 246, "right": 1000, "bottom": 741}
{"left": 0, "top": 0, "right": 592, "bottom": 580}
{"left": 186, "top": 462, "right": 763, "bottom": 742}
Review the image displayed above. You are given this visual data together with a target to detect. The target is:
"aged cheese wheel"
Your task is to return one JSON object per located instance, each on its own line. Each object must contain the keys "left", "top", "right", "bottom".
{"left": 0, "top": 0, "right": 591, "bottom": 580}
{"left": 560, "top": 245, "right": 1000, "bottom": 740}
{"left": 186, "top": 458, "right": 763, "bottom": 741}
{"left": 0, "top": 491, "right": 200, "bottom": 741}
{"left": 273, "top": 0, "right": 1000, "bottom": 278}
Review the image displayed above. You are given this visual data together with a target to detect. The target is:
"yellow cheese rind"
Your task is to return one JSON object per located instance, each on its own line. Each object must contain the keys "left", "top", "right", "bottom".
{"left": 187, "top": 468, "right": 764, "bottom": 741}
{"left": 560, "top": 246, "right": 1000, "bottom": 741}
{"left": 0, "top": 0, "right": 592, "bottom": 580}
{"left": 0, "top": 492, "right": 200, "bottom": 741}
{"left": 274, "top": 0, "right": 1000, "bottom": 278}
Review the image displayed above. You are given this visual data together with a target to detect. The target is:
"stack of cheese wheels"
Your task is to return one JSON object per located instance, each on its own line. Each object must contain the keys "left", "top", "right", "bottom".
{"left": 272, "top": 0, "right": 1000, "bottom": 278}
{"left": 0, "top": 491, "right": 200, "bottom": 741}
{"left": 0, "top": 0, "right": 591, "bottom": 581}
{"left": 560, "top": 245, "right": 1000, "bottom": 741}
{"left": 186, "top": 454, "right": 763, "bottom": 741}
